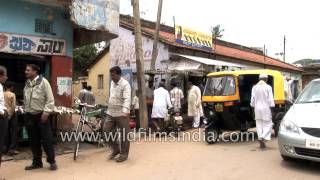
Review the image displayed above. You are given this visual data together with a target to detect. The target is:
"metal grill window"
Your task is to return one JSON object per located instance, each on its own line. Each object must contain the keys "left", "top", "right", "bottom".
{"left": 35, "top": 19, "right": 53, "bottom": 34}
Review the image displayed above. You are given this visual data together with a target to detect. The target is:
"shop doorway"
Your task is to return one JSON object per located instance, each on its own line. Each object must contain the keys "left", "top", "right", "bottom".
{"left": 0, "top": 53, "right": 51, "bottom": 103}
{"left": 0, "top": 53, "right": 51, "bottom": 143}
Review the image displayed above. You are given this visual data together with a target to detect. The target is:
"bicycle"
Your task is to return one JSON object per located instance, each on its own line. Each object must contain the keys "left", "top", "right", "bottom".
{"left": 73, "top": 103, "right": 107, "bottom": 161}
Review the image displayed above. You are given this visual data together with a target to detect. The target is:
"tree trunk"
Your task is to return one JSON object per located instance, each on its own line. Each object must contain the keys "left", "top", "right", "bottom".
{"left": 150, "top": 0, "right": 163, "bottom": 70}
{"left": 132, "top": 0, "right": 148, "bottom": 129}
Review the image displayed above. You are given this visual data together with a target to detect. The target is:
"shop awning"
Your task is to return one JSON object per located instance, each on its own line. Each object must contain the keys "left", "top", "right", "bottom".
{"left": 173, "top": 54, "right": 244, "bottom": 68}
{"left": 162, "top": 54, "right": 244, "bottom": 71}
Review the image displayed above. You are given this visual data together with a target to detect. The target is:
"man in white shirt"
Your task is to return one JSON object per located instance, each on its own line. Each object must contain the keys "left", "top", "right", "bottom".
{"left": 104, "top": 66, "right": 131, "bottom": 163}
{"left": 250, "top": 74, "right": 275, "bottom": 149}
{"left": 0, "top": 66, "right": 8, "bottom": 166}
{"left": 170, "top": 82, "right": 184, "bottom": 113}
{"left": 151, "top": 82, "right": 172, "bottom": 131}
{"left": 79, "top": 86, "right": 87, "bottom": 103}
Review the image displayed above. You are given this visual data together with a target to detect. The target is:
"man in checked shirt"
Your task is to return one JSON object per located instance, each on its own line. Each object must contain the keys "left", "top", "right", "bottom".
{"left": 104, "top": 66, "right": 131, "bottom": 163}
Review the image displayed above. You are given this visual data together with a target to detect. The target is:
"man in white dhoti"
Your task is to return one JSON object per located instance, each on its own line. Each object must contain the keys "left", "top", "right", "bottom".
{"left": 151, "top": 82, "right": 172, "bottom": 131}
{"left": 187, "top": 81, "right": 203, "bottom": 128}
{"left": 250, "top": 74, "right": 275, "bottom": 149}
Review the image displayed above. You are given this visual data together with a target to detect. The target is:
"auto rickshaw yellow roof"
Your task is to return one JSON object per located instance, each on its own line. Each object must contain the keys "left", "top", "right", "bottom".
{"left": 204, "top": 69, "right": 285, "bottom": 103}
{"left": 207, "top": 69, "right": 283, "bottom": 77}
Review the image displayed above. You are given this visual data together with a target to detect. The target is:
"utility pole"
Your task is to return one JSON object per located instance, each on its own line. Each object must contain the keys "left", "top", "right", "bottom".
{"left": 131, "top": 0, "right": 148, "bottom": 129}
{"left": 283, "top": 35, "right": 286, "bottom": 62}
{"left": 150, "top": 0, "right": 163, "bottom": 70}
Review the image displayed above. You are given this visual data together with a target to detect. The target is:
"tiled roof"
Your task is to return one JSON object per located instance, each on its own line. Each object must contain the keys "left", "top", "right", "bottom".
{"left": 120, "top": 21, "right": 303, "bottom": 72}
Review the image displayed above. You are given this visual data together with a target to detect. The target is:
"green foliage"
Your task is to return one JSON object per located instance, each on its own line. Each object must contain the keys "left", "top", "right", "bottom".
{"left": 293, "top": 59, "right": 319, "bottom": 66}
{"left": 73, "top": 45, "right": 98, "bottom": 78}
{"left": 211, "top": 25, "right": 225, "bottom": 39}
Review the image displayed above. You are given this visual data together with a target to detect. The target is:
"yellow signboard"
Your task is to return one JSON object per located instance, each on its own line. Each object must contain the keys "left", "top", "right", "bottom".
{"left": 175, "top": 25, "right": 213, "bottom": 51}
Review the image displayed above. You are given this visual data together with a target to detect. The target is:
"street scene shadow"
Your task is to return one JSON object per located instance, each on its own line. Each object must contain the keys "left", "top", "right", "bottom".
{"left": 280, "top": 159, "right": 320, "bottom": 175}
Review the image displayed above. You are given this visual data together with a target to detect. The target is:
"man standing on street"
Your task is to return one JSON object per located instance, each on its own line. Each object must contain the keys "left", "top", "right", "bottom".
{"left": 79, "top": 85, "right": 87, "bottom": 103}
{"left": 85, "top": 86, "right": 95, "bottom": 106}
{"left": 187, "top": 81, "right": 203, "bottom": 128}
{"left": 151, "top": 82, "right": 172, "bottom": 131}
{"left": 0, "top": 66, "right": 8, "bottom": 167}
{"left": 170, "top": 82, "right": 184, "bottom": 113}
{"left": 104, "top": 66, "right": 131, "bottom": 163}
{"left": 24, "top": 64, "right": 57, "bottom": 170}
{"left": 250, "top": 74, "right": 275, "bottom": 149}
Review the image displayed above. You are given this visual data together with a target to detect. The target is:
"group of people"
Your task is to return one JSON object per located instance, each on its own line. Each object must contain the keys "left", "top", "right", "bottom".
{"left": 0, "top": 64, "right": 57, "bottom": 170}
{"left": 0, "top": 70, "right": 19, "bottom": 166}
{"left": 148, "top": 79, "right": 204, "bottom": 131}
{"left": 0, "top": 63, "right": 292, "bottom": 171}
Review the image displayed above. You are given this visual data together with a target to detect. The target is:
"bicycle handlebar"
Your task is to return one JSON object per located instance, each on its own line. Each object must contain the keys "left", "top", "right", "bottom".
{"left": 78, "top": 103, "right": 96, "bottom": 108}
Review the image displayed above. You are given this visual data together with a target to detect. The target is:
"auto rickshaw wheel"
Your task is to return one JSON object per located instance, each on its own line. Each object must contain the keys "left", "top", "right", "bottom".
{"left": 205, "top": 128, "right": 219, "bottom": 144}
{"left": 274, "top": 112, "right": 285, "bottom": 137}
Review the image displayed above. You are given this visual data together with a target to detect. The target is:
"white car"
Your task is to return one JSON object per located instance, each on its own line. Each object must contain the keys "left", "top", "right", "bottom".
{"left": 278, "top": 78, "right": 320, "bottom": 162}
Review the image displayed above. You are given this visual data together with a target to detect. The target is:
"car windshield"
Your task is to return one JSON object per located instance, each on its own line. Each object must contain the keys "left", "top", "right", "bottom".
{"left": 204, "top": 76, "right": 236, "bottom": 96}
{"left": 296, "top": 81, "right": 320, "bottom": 104}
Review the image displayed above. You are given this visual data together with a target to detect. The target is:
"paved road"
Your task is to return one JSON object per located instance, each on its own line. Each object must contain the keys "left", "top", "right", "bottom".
{"left": 1, "top": 135, "right": 320, "bottom": 180}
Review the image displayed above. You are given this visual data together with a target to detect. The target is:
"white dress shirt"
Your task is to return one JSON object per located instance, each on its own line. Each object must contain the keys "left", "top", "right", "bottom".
{"left": 0, "top": 83, "right": 7, "bottom": 115}
{"left": 107, "top": 78, "right": 131, "bottom": 117}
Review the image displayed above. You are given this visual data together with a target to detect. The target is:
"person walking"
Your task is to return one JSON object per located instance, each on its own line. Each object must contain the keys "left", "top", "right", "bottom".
{"left": 0, "top": 66, "right": 8, "bottom": 167}
{"left": 104, "top": 66, "right": 131, "bottom": 163}
{"left": 4, "top": 81, "right": 19, "bottom": 155}
{"left": 187, "top": 81, "right": 203, "bottom": 128}
{"left": 250, "top": 74, "right": 275, "bottom": 149}
{"left": 151, "top": 82, "right": 172, "bottom": 131}
{"left": 24, "top": 64, "right": 57, "bottom": 171}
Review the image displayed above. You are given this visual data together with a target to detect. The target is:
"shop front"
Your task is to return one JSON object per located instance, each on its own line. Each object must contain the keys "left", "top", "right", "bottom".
{"left": 0, "top": 0, "right": 120, "bottom": 140}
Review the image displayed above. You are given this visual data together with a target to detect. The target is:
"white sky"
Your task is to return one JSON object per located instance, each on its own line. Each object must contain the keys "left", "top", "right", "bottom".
{"left": 120, "top": 0, "right": 320, "bottom": 63}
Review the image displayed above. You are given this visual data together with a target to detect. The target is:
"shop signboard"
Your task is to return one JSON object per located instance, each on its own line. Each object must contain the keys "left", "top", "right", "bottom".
{"left": 0, "top": 32, "right": 66, "bottom": 56}
{"left": 175, "top": 25, "right": 213, "bottom": 51}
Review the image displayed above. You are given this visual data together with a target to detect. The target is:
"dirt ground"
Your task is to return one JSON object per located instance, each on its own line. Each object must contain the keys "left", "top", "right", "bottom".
{"left": 1, "top": 134, "right": 320, "bottom": 180}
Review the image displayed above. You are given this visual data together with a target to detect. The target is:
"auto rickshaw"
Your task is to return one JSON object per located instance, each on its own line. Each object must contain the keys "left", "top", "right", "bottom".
{"left": 202, "top": 69, "right": 289, "bottom": 144}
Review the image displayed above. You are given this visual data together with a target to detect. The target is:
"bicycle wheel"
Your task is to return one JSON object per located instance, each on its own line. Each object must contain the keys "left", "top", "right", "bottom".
{"left": 73, "top": 120, "right": 84, "bottom": 161}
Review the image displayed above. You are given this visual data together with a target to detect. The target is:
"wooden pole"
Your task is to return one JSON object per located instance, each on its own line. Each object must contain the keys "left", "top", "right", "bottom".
{"left": 150, "top": 0, "right": 163, "bottom": 70}
{"left": 132, "top": 0, "right": 148, "bottom": 129}
{"left": 283, "top": 35, "right": 286, "bottom": 62}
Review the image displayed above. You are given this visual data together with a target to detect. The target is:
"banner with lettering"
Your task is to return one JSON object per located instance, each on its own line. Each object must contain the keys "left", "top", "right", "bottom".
{"left": 175, "top": 25, "right": 213, "bottom": 52}
{"left": 0, "top": 32, "right": 66, "bottom": 56}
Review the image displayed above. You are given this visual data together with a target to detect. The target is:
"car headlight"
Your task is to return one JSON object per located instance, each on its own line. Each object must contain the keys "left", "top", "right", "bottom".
{"left": 280, "top": 120, "right": 299, "bottom": 134}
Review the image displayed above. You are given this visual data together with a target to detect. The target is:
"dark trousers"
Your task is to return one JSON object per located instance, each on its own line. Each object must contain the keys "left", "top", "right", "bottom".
{"left": 25, "top": 113, "right": 55, "bottom": 165}
{"left": 0, "top": 116, "right": 8, "bottom": 166}
{"left": 103, "top": 115, "right": 130, "bottom": 157}
{"left": 147, "top": 105, "right": 153, "bottom": 127}
{"left": 5, "top": 114, "right": 18, "bottom": 151}
{"left": 135, "top": 109, "right": 140, "bottom": 130}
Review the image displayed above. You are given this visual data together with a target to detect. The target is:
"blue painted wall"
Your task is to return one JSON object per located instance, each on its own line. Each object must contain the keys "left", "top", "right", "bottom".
{"left": 0, "top": 0, "right": 73, "bottom": 57}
